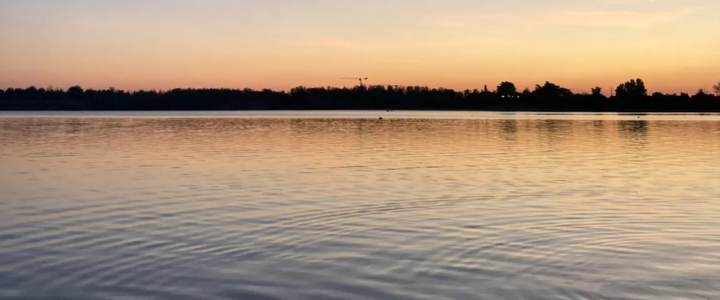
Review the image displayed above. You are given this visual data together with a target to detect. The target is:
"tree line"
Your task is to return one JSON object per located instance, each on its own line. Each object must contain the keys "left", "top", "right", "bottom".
{"left": 1, "top": 79, "right": 719, "bottom": 111}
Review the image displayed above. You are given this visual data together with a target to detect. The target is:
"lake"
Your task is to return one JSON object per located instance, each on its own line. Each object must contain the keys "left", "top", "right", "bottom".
{"left": 1, "top": 111, "right": 719, "bottom": 300}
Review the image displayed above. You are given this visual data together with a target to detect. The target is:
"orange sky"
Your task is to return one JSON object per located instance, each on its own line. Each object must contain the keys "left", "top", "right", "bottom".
{"left": 1, "top": 0, "right": 719, "bottom": 94}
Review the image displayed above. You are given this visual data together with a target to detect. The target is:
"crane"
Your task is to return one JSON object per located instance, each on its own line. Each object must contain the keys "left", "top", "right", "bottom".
{"left": 342, "top": 77, "right": 369, "bottom": 87}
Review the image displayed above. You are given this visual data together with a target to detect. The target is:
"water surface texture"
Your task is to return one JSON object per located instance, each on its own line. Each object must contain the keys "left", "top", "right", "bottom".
{"left": 1, "top": 112, "right": 719, "bottom": 300}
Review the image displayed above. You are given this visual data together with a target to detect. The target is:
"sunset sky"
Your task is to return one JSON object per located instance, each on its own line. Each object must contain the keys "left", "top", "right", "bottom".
{"left": 1, "top": 0, "right": 718, "bottom": 94}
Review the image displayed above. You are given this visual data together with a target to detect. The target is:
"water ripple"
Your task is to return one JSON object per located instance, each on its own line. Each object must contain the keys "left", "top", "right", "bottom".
{"left": 1, "top": 114, "right": 719, "bottom": 300}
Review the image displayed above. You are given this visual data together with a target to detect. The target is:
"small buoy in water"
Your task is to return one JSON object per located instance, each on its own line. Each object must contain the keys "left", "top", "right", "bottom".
{"left": 379, "top": 117, "right": 383, "bottom": 120}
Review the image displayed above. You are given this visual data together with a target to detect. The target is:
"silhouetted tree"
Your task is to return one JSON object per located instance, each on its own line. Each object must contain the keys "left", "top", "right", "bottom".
{"left": 496, "top": 81, "right": 517, "bottom": 98}
{"left": 533, "top": 82, "right": 572, "bottom": 98}
{"left": 521, "top": 88, "right": 531, "bottom": 98}
{"left": 67, "top": 86, "right": 84, "bottom": 99}
{"left": 714, "top": 82, "right": 720, "bottom": 96}
{"left": 591, "top": 87, "right": 603, "bottom": 97}
{"left": 615, "top": 79, "right": 647, "bottom": 99}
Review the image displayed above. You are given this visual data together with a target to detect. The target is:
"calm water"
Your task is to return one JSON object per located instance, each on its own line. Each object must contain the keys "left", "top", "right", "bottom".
{"left": 1, "top": 112, "right": 719, "bottom": 300}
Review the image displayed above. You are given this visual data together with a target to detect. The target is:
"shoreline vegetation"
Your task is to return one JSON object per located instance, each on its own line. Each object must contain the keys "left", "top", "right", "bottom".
{"left": 1, "top": 79, "right": 719, "bottom": 112}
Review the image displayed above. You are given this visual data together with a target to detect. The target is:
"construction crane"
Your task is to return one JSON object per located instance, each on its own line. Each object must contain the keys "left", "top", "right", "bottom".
{"left": 341, "top": 77, "right": 369, "bottom": 87}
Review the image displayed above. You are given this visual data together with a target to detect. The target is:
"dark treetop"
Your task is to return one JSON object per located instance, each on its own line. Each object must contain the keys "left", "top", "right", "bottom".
{"left": 2, "top": 79, "right": 719, "bottom": 112}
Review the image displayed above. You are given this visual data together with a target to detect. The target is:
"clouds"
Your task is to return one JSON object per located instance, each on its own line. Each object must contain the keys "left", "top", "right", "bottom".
{"left": 599, "top": 0, "right": 690, "bottom": 4}
{"left": 427, "top": 0, "right": 711, "bottom": 30}
{"left": 305, "top": 39, "right": 364, "bottom": 49}
{"left": 543, "top": 7, "right": 700, "bottom": 28}
{"left": 433, "top": 6, "right": 701, "bottom": 30}
{"left": 299, "top": 39, "right": 380, "bottom": 51}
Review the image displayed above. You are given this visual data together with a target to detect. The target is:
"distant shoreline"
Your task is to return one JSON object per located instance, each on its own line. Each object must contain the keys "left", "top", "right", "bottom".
{"left": 4, "top": 109, "right": 720, "bottom": 113}
{"left": 5, "top": 109, "right": 720, "bottom": 113}
{"left": 2, "top": 80, "right": 718, "bottom": 112}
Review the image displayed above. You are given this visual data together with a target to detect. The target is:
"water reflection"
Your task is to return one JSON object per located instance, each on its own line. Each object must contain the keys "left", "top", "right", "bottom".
{"left": 498, "top": 119, "right": 517, "bottom": 141}
{"left": 0, "top": 115, "right": 719, "bottom": 300}
{"left": 619, "top": 120, "right": 649, "bottom": 136}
